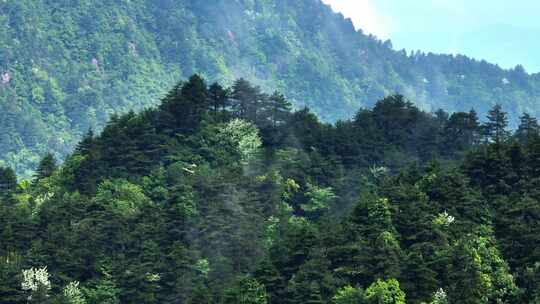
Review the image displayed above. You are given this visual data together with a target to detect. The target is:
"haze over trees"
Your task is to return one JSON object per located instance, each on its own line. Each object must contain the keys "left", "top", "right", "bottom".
{"left": 2, "top": 0, "right": 540, "bottom": 175}
{"left": 1, "top": 75, "right": 540, "bottom": 303}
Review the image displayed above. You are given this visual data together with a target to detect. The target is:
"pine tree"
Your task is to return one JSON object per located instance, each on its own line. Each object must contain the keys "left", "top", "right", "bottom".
{"left": 287, "top": 254, "right": 335, "bottom": 304}
{"left": 496, "top": 196, "right": 540, "bottom": 269}
{"left": 468, "top": 109, "right": 481, "bottom": 145}
{"left": 35, "top": 153, "right": 57, "bottom": 181}
{"left": 266, "top": 91, "right": 292, "bottom": 128}
{"left": 76, "top": 129, "right": 95, "bottom": 155}
{"left": 254, "top": 258, "right": 286, "bottom": 304}
{"left": 483, "top": 104, "right": 510, "bottom": 144}
{"left": 443, "top": 110, "right": 480, "bottom": 152}
{"left": 516, "top": 113, "right": 539, "bottom": 143}
{"left": 209, "top": 82, "right": 229, "bottom": 115}
{"left": 231, "top": 78, "right": 263, "bottom": 122}
{"left": 0, "top": 167, "right": 17, "bottom": 194}
{"left": 400, "top": 250, "right": 439, "bottom": 303}
{"left": 222, "top": 276, "right": 268, "bottom": 304}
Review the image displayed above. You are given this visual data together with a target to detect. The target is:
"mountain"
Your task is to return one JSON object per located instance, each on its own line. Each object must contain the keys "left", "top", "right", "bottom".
{"left": 1, "top": 75, "right": 539, "bottom": 303}
{"left": 2, "top": 0, "right": 540, "bottom": 174}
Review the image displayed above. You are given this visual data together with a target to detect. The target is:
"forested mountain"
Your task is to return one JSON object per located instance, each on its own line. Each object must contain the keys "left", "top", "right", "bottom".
{"left": 2, "top": 75, "right": 540, "bottom": 303}
{"left": 2, "top": 0, "right": 540, "bottom": 175}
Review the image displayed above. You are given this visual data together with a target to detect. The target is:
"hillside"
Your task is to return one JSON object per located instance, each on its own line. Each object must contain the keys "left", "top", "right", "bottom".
{"left": 2, "top": 0, "right": 540, "bottom": 174}
{"left": 1, "top": 75, "right": 540, "bottom": 303}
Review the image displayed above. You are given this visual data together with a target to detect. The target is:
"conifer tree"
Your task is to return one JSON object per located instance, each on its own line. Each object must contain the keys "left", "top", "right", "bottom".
{"left": 231, "top": 78, "right": 264, "bottom": 122}
{"left": 254, "top": 258, "right": 286, "bottom": 304}
{"left": 35, "top": 153, "right": 57, "bottom": 181}
{"left": 483, "top": 104, "right": 510, "bottom": 144}
{"left": 76, "top": 129, "right": 95, "bottom": 155}
{"left": 516, "top": 113, "right": 539, "bottom": 143}
{"left": 0, "top": 166, "right": 17, "bottom": 194}
{"left": 209, "top": 82, "right": 230, "bottom": 117}
{"left": 266, "top": 91, "right": 292, "bottom": 128}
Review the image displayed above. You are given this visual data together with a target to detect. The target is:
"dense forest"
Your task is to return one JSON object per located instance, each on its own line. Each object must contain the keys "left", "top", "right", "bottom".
{"left": 2, "top": 75, "right": 540, "bottom": 303}
{"left": 3, "top": 0, "right": 540, "bottom": 175}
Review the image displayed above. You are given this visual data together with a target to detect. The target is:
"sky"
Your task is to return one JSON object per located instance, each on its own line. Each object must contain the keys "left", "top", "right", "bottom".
{"left": 321, "top": 0, "right": 540, "bottom": 73}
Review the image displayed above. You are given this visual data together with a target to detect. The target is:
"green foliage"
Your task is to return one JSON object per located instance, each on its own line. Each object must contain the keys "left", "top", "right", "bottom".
{"left": 2, "top": 75, "right": 540, "bottom": 303}
{"left": 0, "top": 167, "right": 17, "bottom": 194}
{"left": 219, "top": 119, "right": 262, "bottom": 163}
{"left": 301, "top": 183, "right": 337, "bottom": 214}
{"left": 94, "top": 179, "right": 149, "bottom": 216}
{"left": 3, "top": 0, "right": 540, "bottom": 176}
{"left": 364, "top": 279, "right": 406, "bottom": 304}
{"left": 34, "top": 153, "right": 57, "bottom": 181}
{"left": 222, "top": 276, "right": 268, "bottom": 304}
{"left": 63, "top": 281, "right": 86, "bottom": 304}
{"left": 82, "top": 275, "right": 120, "bottom": 304}
{"left": 332, "top": 285, "right": 365, "bottom": 304}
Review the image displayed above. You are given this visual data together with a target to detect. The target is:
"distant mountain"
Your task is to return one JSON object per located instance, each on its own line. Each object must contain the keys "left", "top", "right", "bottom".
{"left": 2, "top": 0, "right": 540, "bottom": 174}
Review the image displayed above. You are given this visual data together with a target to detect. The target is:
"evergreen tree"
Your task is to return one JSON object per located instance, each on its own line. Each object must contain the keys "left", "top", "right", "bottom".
{"left": 75, "top": 129, "right": 95, "bottom": 155}
{"left": 496, "top": 196, "right": 540, "bottom": 269}
{"left": 209, "top": 82, "right": 230, "bottom": 116}
{"left": 483, "top": 104, "right": 510, "bottom": 144}
{"left": 254, "top": 258, "right": 286, "bottom": 304}
{"left": 0, "top": 167, "right": 17, "bottom": 194}
{"left": 266, "top": 91, "right": 292, "bottom": 128}
{"left": 222, "top": 276, "right": 267, "bottom": 304}
{"left": 231, "top": 78, "right": 264, "bottom": 122}
{"left": 400, "top": 250, "right": 439, "bottom": 303}
{"left": 516, "top": 113, "right": 539, "bottom": 143}
{"left": 35, "top": 153, "right": 57, "bottom": 181}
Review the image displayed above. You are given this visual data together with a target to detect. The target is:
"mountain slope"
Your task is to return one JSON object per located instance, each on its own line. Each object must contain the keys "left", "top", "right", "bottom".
{"left": 2, "top": 0, "right": 540, "bottom": 174}
{"left": 0, "top": 75, "right": 538, "bottom": 303}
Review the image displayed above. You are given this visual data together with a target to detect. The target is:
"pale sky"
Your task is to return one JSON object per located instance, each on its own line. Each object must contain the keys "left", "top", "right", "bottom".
{"left": 321, "top": 0, "right": 540, "bottom": 73}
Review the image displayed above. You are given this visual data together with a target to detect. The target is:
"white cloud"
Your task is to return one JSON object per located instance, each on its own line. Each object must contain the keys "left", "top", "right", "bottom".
{"left": 321, "top": 0, "right": 390, "bottom": 39}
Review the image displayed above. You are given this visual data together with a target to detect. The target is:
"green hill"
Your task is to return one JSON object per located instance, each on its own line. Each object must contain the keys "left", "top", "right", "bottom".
{"left": 1, "top": 75, "right": 539, "bottom": 303}
{"left": 2, "top": 0, "right": 540, "bottom": 174}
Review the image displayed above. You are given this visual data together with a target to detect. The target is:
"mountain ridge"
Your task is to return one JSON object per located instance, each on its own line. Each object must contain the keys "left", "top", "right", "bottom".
{"left": 2, "top": 0, "right": 540, "bottom": 174}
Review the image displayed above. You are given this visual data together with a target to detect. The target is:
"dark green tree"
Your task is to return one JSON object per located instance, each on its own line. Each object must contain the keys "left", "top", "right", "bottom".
{"left": 35, "top": 153, "right": 57, "bottom": 181}
{"left": 0, "top": 167, "right": 17, "bottom": 195}
{"left": 231, "top": 78, "right": 264, "bottom": 122}
{"left": 483, "top": 104, "right": 510, "bottom": 144}
{"left": 209, "top": 82, "right": 230, "bottom": 116}
{"left": 516, "top": 113, "right": 539, "bottom": 143}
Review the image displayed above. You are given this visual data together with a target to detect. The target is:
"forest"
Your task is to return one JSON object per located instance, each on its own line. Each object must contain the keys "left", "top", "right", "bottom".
{"left": 3, "top": 0, "right": 540, "bottom": 175}
{"left": 1, "top": 75, "right": 540, "bottom": 303}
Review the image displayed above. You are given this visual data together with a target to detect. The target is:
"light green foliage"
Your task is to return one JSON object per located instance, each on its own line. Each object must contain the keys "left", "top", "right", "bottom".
{"left": 220, "top": 119, "right": 262, "bottom": 163}
{"left": 301, "top": 183, "right": 337, "bottom": 213}
{"left": 82, "top": 276, "right": 120, "bottom": 304}
{"left": 368, "top": 198, "right": 395, "bottom": 234}
{"left": 224, "top": 277, "right": 268, "bottom": 304}
{"left": 63, "top": 281, "right": 86, "bottom": 304}
{"left": 264, "top": 216, "right": 280, "bottom": 249}
{"left": 448, "top": 231, "right": 519, "bottom": 303}
{"left": 195, "top": 259, "right": 211, "bottom": 279}
{"left": 332, "top": 285, "right": 365, "bottom": 304}
{"left": 432, "top": 211, "right": 455, "bottom": 227}
{"left": 94, "top": 179, "right": 149, "bottom": 216}
{"left": 364, "top": 279, "right": 406, "bottom": 304}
